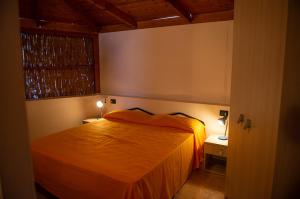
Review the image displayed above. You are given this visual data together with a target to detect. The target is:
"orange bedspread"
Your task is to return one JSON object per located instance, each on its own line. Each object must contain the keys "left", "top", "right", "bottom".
{"left": 32, "top": 112, "right": 205, "bottom": 199}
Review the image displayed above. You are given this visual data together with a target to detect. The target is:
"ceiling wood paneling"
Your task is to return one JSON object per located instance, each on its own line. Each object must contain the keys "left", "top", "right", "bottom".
{"left": 19, "top": 0, "right": 234, "bottom": 33}
{"left": 181, "top": 0, "right": 234, "bottom": 15}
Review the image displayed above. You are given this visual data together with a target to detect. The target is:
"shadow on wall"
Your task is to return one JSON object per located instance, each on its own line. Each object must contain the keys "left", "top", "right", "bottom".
{"left": 273, "top": 1, "right": 300, "bottom": 197}
{"left": 26, "top": 95, "right": 101, "bottom": 140}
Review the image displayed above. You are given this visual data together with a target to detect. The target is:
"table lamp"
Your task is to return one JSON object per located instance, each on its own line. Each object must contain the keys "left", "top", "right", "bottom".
{"left": 218, "top": 112, "right": 228, "bottom": 140}
{"left": 96, "top": 100, "right": 104, "bottom": 119}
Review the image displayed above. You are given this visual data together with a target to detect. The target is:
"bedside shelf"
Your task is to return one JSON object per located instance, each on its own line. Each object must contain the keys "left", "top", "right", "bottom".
{"left": 204, "top": 135, "right": 228, "bottom": 175}
{"left": 204, "top": 154, "right": 227, "bottom": 175}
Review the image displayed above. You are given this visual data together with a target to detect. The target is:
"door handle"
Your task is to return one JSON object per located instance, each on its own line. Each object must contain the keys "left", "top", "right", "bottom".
{"left": 243, "top": 119, "right": 252, "bottom": 130}
{"left": 237, "top": 114, "right": 245, "bottom": 124}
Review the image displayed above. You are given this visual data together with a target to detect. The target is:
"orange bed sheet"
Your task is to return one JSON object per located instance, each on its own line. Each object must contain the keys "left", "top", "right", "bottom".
{"left": 32, "top": 115, "right": 205, "bottom": 199}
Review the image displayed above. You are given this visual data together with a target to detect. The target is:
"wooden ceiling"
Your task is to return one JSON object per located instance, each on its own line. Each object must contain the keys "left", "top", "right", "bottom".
{"left": 19, "top": 0, "right": 234, "bottom": 33}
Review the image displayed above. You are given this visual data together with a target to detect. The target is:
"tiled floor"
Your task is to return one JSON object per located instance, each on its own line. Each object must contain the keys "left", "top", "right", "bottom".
{"left": 175, "top": 170, "right": 225, "bottom": 199}
{"left": 37, "top": 170, "right": 225, "bottom": 199}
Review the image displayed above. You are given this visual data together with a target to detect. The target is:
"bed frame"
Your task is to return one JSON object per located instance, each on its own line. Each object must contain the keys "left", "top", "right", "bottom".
{"left": 103, "top": 95, "right": 230, "bottom": 137}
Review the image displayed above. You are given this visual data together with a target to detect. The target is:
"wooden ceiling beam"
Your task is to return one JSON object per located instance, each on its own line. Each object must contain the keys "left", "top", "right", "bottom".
{"left": 167, "top": 0, "right": 193, "bottom": 22}
{"left": 63, "top": 0, "right": 102, "bottom": 28}
{"left": 192, "top": 10, "right": 234, "bottom": 23}
{"left": 103, "top": 2, "right": 137, "bottom": 28}
{"left": 20, "top": 18, "right": 100, "bottom": 34}
{"left": 32, "top": 0, "right": 47, "bottom": 27}
{"left": 65, "top": 0, "right": 137, "bottom": 28}
{"left": 31, "top": 0, "right": 99, "bottom": 29}
{"left": 100, "top": 10, "right": 234, "bottom": 33}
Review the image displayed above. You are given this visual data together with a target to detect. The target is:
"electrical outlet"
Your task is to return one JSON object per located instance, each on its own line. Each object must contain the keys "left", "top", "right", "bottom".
{"left": 220, "top": 110, "right": 229, "bottom": 117}
{"left": 110, "top": 99, "right": 116, "bottom": 104}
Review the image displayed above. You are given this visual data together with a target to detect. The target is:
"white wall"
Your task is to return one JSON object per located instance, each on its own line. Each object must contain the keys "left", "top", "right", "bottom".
{"left": 26, "top": 21, "right": 233, "bottom": 140}
{"left": 100, "top": 21, "right": 233, "bottom": 105}
{"left": 26, "top": 95, "right": 101, "bottom": 140}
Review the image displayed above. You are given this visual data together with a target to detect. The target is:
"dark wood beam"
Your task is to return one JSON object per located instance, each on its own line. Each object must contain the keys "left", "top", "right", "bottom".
{"left": 167, "top": 0, "right": 193, "bottom": 22}
{"left": 104, "top": 2, "right": 137, "bottom": 28}
{"left": 32, "top": 0, "right": 47, "bottom": 27}
{"left": 100, "top": 10, "right": 234, "bottom": 33}
{"left": 20, "top": 18, "right": 100, "bottom": 34}
{"left": 65, "top": 0, "right": 137, "bottom": 28}
{"left": 192, "top": 10, "right": 234, "bottom": 24}
{"left": 63, "top": 0, "right": 102, "bottom": 28}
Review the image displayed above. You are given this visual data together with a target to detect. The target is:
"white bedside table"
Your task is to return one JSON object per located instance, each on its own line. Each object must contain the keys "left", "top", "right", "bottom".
{"left": 82, "top": 118, "right": 101, "bottom": 124}
{"left": 204, "top": 135, "right": 228, "bottom": 175}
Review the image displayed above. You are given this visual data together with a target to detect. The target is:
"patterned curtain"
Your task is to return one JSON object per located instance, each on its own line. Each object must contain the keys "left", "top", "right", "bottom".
{"left": 21, "top": 32, "right": 96, "bottom": 100}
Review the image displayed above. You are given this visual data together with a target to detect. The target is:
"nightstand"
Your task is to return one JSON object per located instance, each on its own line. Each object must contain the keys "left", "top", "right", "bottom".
{"left": 204, "top": 135, "right": 228, "bottom": 175}
{"left": 82, "top": 118, "right": 101, "bottom": 124}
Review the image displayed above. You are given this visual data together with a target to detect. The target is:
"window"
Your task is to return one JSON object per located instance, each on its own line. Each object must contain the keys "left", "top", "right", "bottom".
{"left": 20, "top": 30, "right": 100, "bottom": 100}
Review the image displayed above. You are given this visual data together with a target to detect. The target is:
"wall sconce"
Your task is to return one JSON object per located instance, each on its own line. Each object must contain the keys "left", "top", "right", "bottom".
{"left": 218, "top": 110, "right": 229, "bottom": 140}
{"left": 96, "top": 100, "right": 104, "bottom": 119}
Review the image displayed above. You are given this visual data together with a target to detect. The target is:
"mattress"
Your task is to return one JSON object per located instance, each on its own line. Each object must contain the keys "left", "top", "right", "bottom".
{"left": 31, "top": 112, "right": 205, "bottom": 199}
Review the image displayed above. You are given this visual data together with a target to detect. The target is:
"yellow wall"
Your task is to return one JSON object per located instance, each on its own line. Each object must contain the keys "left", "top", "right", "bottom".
{"left": 100, "top": 21, "right": 233, "bottom": 105}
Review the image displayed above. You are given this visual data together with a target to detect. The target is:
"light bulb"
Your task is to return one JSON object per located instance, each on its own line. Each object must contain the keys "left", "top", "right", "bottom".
{"left": 218, "top": 118, "right": 225, "bottom": 126}
{"left": 96, "top": 100, "right": 103, "bottom": 108}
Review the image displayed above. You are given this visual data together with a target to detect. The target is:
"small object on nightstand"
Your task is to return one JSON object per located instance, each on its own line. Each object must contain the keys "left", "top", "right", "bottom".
{"left": 82, "top": 118, "right": 101, "bottom": 124}
{"left": 218, "top": 110, "right": 229, "bottom": 140}
{"left": 204, "top": 135, "right": 228, "bottom": 175}
{"left": 96, "top": 100, "right": 104, "bottom": 119}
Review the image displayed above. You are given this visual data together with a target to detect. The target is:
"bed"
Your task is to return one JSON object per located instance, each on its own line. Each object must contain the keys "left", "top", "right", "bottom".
{"left": 31, "top": 110, "right": 206, "bottom": 199}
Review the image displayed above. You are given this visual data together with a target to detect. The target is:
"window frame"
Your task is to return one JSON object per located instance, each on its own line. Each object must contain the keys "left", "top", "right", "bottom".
{"left": 20, "top": 27, "right": 100, "bottom": 101}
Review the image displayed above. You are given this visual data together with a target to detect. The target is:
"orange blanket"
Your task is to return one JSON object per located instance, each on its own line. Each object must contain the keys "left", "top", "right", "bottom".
{"left": 32, "top": 111, "right": 205, "bottom": 199}
{"left": 104, "top": 110, "right": 206, "bottom": 168}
